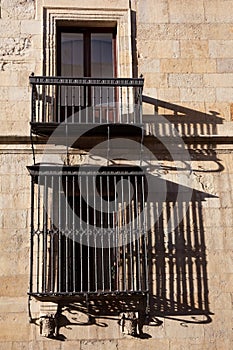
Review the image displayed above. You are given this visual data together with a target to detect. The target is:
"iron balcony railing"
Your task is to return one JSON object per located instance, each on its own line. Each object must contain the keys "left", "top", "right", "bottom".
{"left": 28, "top": 164, "right": 149, "bottom": 297}
{"left": 30, "top": 76, "right": 144, "bottom": 127}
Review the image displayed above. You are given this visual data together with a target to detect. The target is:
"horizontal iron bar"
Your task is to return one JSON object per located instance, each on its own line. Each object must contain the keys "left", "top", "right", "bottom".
{"left": 30, "top": 76, "right": 144, "bottom": 87}
{"left": 27, "top": 165, "right": 146, "bottom": 176}
{"left": 28, "top": 290, "right": 148, "bottom": 297}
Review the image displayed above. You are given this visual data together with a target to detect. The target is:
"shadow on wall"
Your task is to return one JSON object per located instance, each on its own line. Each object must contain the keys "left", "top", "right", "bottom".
{"left": 31, "top": 98, "right": 222, "bottom": 338}
{"left": 52, "top": 177, "right": 215, "bottom": 339}
{"left": 147, "top": 179, "right": 215, "bottom": 324}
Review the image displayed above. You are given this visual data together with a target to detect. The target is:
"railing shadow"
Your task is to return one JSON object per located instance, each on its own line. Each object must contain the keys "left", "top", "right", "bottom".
{"left": 146, "top": 178, "right": 215, "bottom": 324}
{"left": 142, "top": 95, "right": 223, "bottom": 136}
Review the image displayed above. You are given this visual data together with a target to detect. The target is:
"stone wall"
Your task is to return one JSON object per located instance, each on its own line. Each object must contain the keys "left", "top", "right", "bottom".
{"left": 0, "top": 0, "right": 233, "bottom": 349}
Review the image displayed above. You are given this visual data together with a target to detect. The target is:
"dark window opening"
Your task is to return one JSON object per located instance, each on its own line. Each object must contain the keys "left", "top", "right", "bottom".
{"left": 56, "top": 26, "right": 117, "bottom": 122}
{"left": 57, "top": 27, "right": 117, "bottom": 78}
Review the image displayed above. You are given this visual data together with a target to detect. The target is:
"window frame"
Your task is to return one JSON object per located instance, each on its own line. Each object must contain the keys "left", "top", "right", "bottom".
{"left": 43, "top": 8, "right": 133, "bottom": 78}
{"left": 56, "top": 26, "right": 117, "bottom": 78}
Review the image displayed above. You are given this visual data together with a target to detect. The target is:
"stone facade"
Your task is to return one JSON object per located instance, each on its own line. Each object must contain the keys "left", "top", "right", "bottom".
{"left": 0, "top": 0, "right": 233, "bottom": 349}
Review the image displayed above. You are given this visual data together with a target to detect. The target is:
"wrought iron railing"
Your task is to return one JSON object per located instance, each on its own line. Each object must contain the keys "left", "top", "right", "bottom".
{"left": 30, "top": 76, "right": 144, "bottom": 126}
{"left": 28, "top": 165, "right": 149, "bottom": 297}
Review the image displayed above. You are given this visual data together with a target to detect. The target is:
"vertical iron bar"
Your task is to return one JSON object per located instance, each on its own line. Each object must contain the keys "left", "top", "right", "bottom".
{"left": 37, "top": 85, "right": 41, "bottom": 123}
{"left": 113, "top": 87, "right": 116, "bottom": 123}
{"left": 92, "top": 86, "right": 95, "bottom": 124}
{"left": 58, "top": 176, "right": 62, "bottom": 293}
{"left": 72, "top": 86, "right": 75, "bottom": 123}
{"left": 51, "top": 84, "right": 54, "bottom": 122}
{"left": 142, "top": 175, "right": 148, "bottom": 291}
{"left": 135, "top": 175, "right": 142, "bottom": 291}
{"left": 107, "top": 87, "right": 109, "bottom": 123}
{"left": 65, "top": 86, "right": 68, "bottom": 123}
{"left": 85, "top": 85, "right": 88, "bottom": 123}
{"left": 93, "top": 175, "right": 97, "bottom": 292}
{"left": 86, "top": 175, "right": 90, "bottom": 293}
{"left": 29, "top": 176, "right": 34, "bottom": 294}
{"left": 58, "top": 85, "right": 61, "bottom": 123}
{"left": 139, "top": 86, "right": 143, "bottom": 124}
{"left": 72, "top": 176, "right": 76, "bottom": 292}
{"left": 50, "top": 176, "right": 54, "bottom": 292}
{"left": 121, "top": 175, "right": 126, "bottom": 291}
{"left": 120, "top": 86, "right": 123, "bottom": 123}
{"left": 128, "top": 175, "right": 133, "bottom": 291}
{"left": 114, "top": 175, "right": 118, "bottom": 291}
{"left": 127, "top": 87, "right": 129, "bottom": 123}
{"left": 36, "top": 176, "right": 40, "bottom": 293}
{"left": 31, "top": 83, "right": 36, "bottom": 123}
{"left": 107, "top": 175, "right": 111, "bottom": 291}
{"left": 43, "top": 175, "right": 48, "bottom": 292}
{"left": 100, "top": 86, "right": 102, "bottom": 123}
{"left": 79, "top": 175, "right": 83, "bottom": 292}
{"left": 43, "top": 86, "right": 46, "bottom": 123}
{"left": 100, "top": 175, "right": 104, "bottom": 291}
{"left": 65, "top": 175, "right": 68, "bottom": 292}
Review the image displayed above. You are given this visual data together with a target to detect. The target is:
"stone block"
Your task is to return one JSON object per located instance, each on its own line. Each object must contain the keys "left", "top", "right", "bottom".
{"left": 137, "top": 24, "right": 203, "bottom": 41}
{"left": 169, "top": 339, "right": 215, "bottom": 350}
{"left": 202, "top": 24, "right": 233, "bottom": 40}
{"left": 180, "top": 40, "right": 209, "bottom": 58}
{"left": 1, "top": 0, "right": 35, "bottom": 20}
{"left": 0, "top": 343, "right": 13, "bottom": 350}
{"left": 21, "top": 20, "right": 41, "bottom": 35}
{"left": 0, "top": 87, "right": 29, "bottom": 102}
{"left": 138, "top": 40, "right": 180, "bottom": 59}
{"left": 0, "top": 297, "right": 27, "bottom": 313}
{"left": 137, "top": 0, "right": 169, "bottom": 24}
{"left": 0, "top": 245, "right": 29, "bottom": 276}
{"left": 0, "top": 72, "right": 19, "bottom": 87}
{"left": 180, "top": 88, "right": 215, "bottom": 102}
{"left": 118, "top": 339, "right": 169, "bottom": 350}
{"left": 2, "top": 209, "right": 28, "bottom": 229}
{"left": 11, "top": 342, "right": 33, "bottom": 350}
{"left": 164, "top": 316, "right": 205, "bottom": 339}
{"left": 0, "top": 313, "right": 32, "bottom": 342}
{"left": 41, "top": 340, "right": 62, "bottom": 350}
{"left": 217, "top": 59, "right": 233, "bottom": 73}
{"left": 216, "top": 87, "right": 233, "bottom": 101}
{"left": 215, "top": 339, "right": 232, "bottom": 350}
{"left": 160, "top": 59, "right": 192, "bottom": 73}
{"left": 204, "top": 1, "right": 233, "bottom": 23}
{"left": 61, "top": 341, "right": 81, "bottom": 350}
{"left": 204, "top": 73, "right": 233, "bottom": 87}
{"left": 0, "top": 20, "right": 21, "bottom": 37}
{"left": 168, "top": 0, "right": 205, "bottom": 23}
{"left": 157, "top": 88, "right": 180, "bottom": 101}
{"left": 209, "top": 40, "right": 233, "bottom": 58}
{"left": 209, "top": 290, "right": 232, "bottom": 310}
{"left": 192, "top": 59, "right": 216, "bottom": 73}
{"left": 143, "top": 73, "right": 168, "bottom": 89}
{"left": 138, "top": 58, "right": 160, "bottom": 73}
{"left": 61, "top": 323, "right": 98, "bottom": 341}
{"left": 81, "top": 340, "right": 117, "bottom": 350}
{"left": 203, "top": 310, "right": 232, "bottom": 342}
{"left": 168, "top": 74, "right": 203, "bottom": 88}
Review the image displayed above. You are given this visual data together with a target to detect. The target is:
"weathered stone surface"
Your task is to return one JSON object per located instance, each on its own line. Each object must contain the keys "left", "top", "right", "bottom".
{"left": 118, "top": 339, "right": 169, "bottom": 350}
{"left": 168, "top": 0, "right": 205, "bottom": 23}
{"left": 217, "top": 59, "right": 233, "bottom": 73}
{"left": 209, "top": 40, "right": 233, "bottom": 58}
{"left": 81, "top": 340, "right": 117, "bottom": 350}
{"left": 0, "top": 0, "right": 232, "bottom": 348}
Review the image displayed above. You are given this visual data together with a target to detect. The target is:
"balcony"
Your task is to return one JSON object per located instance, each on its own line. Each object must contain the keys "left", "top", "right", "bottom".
{"left": 28, "top": 164, "right": 149, "bottom": 300}
{"left": 30, "top": 76, "right": 144, "bottom": 138}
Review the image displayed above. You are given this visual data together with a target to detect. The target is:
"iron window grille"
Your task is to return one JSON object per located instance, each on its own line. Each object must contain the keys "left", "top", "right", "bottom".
{"left": 28, "top": 164, "right": 149, "bottom": 298}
